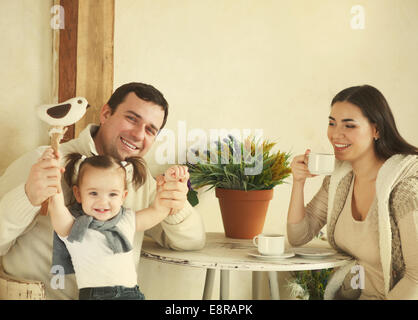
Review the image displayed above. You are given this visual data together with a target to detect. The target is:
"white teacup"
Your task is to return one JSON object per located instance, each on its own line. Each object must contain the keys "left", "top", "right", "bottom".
{"left": 308, "top": 152, "right": 335, "bottom": 175}
{"left": 252, "top": 233, "right": 285, "bottom": 256}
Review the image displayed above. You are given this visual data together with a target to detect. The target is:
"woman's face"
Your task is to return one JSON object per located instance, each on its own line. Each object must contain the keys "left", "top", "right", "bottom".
{"left": 327, "top": 101, "right": 379, "bottom": 163}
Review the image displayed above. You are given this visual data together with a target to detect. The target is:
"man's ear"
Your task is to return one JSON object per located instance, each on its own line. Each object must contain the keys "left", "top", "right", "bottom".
{"left": 99, "top": 104, "right": 113, "bottom": 124}
{"left": 73, "top": 185, "right": 82, "bottom": 203}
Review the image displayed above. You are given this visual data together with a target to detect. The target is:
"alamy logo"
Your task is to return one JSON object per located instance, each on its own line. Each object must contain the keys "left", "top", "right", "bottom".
{"left": 50, "top": 265, "right": 65, "bottom": 289}
{"left": 350, "top": 265, "right": 365, "bottom": 290}
{"left": 350, "top": 5, "right": 365, "bottom": 30}
{"left": 154, "top": 122, "right": 264, "bottom": 175}
{"left": 50, "top": 5, "right": 65, "bottom": 30}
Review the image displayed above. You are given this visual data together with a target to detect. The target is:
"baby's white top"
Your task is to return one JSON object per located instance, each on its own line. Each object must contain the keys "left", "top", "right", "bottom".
{"left": 59, "top": 208, "right": 137, "bottom": 289}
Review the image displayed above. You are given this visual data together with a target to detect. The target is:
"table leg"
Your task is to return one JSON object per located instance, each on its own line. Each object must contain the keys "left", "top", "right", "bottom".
{"left": 203, "top": 269, "right": 216, "bottom": 300}
{"left": 252, "top": 271, "right": 264, "bottom": 300}
{"left": 268, "top": 271, "right": 280, "bottom": 300}
{"left": 220, "top": 270, "right": 230, "bottom": 300}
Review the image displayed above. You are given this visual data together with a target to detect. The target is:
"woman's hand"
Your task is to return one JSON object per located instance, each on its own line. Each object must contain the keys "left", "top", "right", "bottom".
{"left": 290, "top": 149, "right": 317, "bottom": 184}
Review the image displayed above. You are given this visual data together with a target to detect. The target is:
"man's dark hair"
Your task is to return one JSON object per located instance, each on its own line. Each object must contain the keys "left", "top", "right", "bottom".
{"left": 107, "top": 82, "right": 169, "bottom": 130}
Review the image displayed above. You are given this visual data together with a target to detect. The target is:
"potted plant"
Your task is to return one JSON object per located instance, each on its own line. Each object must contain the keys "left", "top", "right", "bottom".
{"left": 187, "top": 135, "right": 292, "bottom": 239}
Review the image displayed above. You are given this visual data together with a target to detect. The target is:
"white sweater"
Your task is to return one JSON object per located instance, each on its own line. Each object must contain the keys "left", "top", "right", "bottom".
{"left": 0, "top": 124, "right": 206, "bottom": 299}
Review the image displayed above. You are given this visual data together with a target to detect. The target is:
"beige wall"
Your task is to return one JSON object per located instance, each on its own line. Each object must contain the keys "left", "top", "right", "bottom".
{"left": 1, "top": 0, "right": 417, "bottom": 300}
{"left": 0, "top": 0, "right": 52, "bottom": 176}
{"left": 115, "top": 0, "right": 418, "bottom": 299}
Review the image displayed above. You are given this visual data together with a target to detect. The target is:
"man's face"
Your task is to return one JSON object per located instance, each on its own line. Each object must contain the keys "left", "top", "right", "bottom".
{"left": 94, "top": 92, "right": 165, "bottom": 160}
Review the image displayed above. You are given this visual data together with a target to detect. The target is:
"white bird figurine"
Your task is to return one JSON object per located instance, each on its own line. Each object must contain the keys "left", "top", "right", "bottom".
{"left": 36, "top": 96, "right": 89, "bottom": 215}
{"left": 37, "top": 97, "right": 89, "bottom": 127}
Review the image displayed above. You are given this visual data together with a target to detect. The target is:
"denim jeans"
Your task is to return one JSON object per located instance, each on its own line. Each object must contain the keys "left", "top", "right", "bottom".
{"left": 79, "top": 285, "right": 145, "bottom": 300}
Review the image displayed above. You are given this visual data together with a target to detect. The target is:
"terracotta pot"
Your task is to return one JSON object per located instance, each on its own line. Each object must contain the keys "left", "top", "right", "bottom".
{"left": 215, "top": 188, "right": 274, "bottom": 239}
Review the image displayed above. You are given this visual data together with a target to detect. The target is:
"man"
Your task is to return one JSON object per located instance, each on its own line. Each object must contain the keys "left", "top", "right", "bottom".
{"left": 0, "top": 82, "right": 206, "bottom": 299}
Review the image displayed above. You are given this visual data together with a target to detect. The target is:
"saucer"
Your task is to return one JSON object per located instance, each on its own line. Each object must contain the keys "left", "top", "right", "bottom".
{"left": 292, "top": 247, "right": 336, "bottom": 258}
{"left": 248, "top": 250, "right": 295, "bottom": 260}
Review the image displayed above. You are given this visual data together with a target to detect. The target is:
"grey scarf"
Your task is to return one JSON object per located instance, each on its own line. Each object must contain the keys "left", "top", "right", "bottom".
{"left": 52, "top": 202, "right": 133, "bottom": 275}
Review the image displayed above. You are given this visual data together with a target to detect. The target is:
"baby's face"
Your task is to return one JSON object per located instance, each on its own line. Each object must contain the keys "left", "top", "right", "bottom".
{"left": 73, "top": 165, "right": 127, "bottom": 221}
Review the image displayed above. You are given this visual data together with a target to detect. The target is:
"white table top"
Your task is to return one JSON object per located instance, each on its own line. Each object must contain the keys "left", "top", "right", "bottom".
{"left": 141, "top": 232, "right": 353, "bottom": 272}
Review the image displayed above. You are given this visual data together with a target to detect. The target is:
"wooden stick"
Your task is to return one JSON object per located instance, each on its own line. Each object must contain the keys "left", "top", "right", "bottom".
{"left": 39, "top": 126, "right": 66, "bottom": 216}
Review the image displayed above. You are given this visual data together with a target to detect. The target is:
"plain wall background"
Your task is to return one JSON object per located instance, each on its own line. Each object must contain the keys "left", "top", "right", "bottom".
{"left": 1, "top": 0, "right": 417, "bottom": 299}
{"left": 114, "top": 0, "right": 418, "bottom": 299}
{"left": 0, "top": 0, "right": 52, "bottom": 176}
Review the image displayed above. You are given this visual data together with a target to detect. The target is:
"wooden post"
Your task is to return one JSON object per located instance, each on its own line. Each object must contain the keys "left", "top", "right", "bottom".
{"left": 55, "top": 0, "right": 114, "bottom": 141}
{"left": 75, "top": 0, "right": 115, "bottom": 136}
{"left": 59, "top": 0, "right": 79, "bottom": 142}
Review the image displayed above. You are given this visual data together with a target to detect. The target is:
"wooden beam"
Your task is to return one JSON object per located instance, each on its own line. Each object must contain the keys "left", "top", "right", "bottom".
{"left": 55, "top": 0, "right": 114, "bottom": 141}
{"left": 51, "top": 0, "right": 60, "bottom": 106}
{"left": 75, "top": 0, "right": 115, "bottom": 137}
{"left": 58, "top": 0, "right": 78, "bottom": 142}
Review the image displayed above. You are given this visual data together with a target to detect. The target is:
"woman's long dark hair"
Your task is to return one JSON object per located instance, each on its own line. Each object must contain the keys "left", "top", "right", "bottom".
{"left": 331, "top": 85, "right": 418, "bottom": 160}
{"left": 64, "top": 153, "right": 147, "bottom": 190}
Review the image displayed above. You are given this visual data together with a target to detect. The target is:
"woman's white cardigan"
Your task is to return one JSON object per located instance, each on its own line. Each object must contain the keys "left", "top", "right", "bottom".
{"left": 324, "top": 154, "right": 418, "bottom": 299}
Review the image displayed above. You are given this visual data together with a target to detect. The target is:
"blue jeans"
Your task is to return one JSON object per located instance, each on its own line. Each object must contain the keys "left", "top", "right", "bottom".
{"left": 79, "top": 285, "right": 145, "bottom": 300}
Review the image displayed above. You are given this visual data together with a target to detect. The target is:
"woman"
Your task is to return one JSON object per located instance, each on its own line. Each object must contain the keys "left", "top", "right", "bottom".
{"left": 287, "top": 85, "right": 418, "bottom": 300}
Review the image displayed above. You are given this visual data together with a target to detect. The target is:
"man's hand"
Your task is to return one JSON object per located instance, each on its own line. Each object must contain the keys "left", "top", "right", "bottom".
{"left": 25, "top": 148, "right": 64, "bottom": 206}
{"left": 154, "top": 166, "right": 190, "bottom": 215}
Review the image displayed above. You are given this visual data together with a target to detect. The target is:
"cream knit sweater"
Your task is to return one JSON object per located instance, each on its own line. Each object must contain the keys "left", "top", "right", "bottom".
{"left": 0, "top": 124, "right": 206, "bottom": 299}
{"left": 287, "top": 154, "right": 418, "bottom": 299}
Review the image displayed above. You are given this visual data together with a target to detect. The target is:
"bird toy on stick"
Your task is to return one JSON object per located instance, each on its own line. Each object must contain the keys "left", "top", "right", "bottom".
{"left": 36, "top": 97, "right": 89, "bottom": 215}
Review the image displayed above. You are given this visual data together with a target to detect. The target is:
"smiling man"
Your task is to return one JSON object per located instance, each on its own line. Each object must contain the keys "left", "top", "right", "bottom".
{"left": 0, "top": 82, "right": 206, "bottom": 299}
{"left": 94, "top": 84, "right": 167, "bottom": 160}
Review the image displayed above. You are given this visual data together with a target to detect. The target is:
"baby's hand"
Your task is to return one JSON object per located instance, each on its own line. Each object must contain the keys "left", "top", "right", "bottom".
{"left": 155, "top": 166, "right": 190, "bottom": 216}
{"left": 42, "top": 147, "right": 64, "bottom": 193}
{"left": 41, "top": 146, "right": 59, "bottom": 161}
{"left": 164, "top": 165, "right": 189, "bottom": 183}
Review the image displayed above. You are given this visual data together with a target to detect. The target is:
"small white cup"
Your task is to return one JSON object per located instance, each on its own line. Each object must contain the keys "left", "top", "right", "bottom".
{"left": 252, "top": 233, "right": 285, "bottom": 256}
{"left": 308, "top": 152, "right": 335, "bottom": 175}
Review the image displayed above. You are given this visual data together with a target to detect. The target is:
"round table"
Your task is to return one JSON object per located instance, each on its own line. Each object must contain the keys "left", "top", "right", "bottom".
{"left": 140, "top": 232, "right": 353, "bottom": 299}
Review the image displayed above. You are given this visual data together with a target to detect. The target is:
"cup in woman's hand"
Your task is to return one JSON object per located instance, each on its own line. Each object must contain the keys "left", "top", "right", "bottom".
{"left": 308, "top": 152, "right": 335, "bottom": 175}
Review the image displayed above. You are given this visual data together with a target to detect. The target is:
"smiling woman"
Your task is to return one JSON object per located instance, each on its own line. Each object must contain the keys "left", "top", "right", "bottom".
{"left": 330, "top": 85, "right": 418, "bottom": 160}
{"left": 327, "top": 101, "right": 380, "bottom": 164}
{"left": 287, "top": 85, "right": 418, "bottom": 300}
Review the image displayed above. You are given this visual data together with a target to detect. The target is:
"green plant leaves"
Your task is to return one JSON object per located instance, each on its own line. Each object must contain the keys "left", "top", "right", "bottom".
{"left": 187, "top": 136, "right": 292, "bottom": 191}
